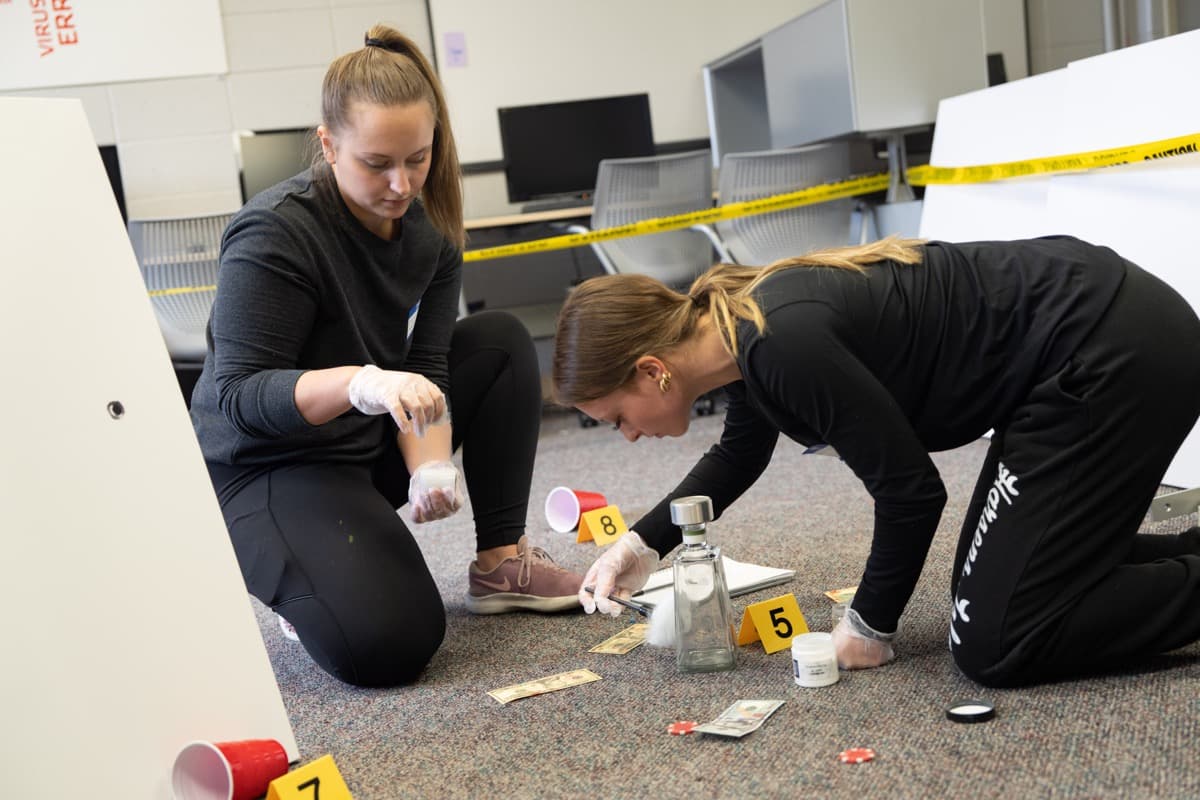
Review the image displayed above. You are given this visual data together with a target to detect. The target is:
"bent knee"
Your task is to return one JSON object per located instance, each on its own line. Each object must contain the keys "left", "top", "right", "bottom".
{"left": 334, "top": 617, "right": 446, "bottom": 687}
{"left": 291, "top": 602, "right": 447, "bottom": 688}
{"left": 452, "top": 309, "right": 533, "bottom": 356}
{"left": 951, "top": 638, "right": 1034, "bottom": 688}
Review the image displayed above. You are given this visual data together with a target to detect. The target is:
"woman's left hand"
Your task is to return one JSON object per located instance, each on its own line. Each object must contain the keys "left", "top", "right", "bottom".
{"left": 408, "top": 460, "right": 465, "bottom": 523}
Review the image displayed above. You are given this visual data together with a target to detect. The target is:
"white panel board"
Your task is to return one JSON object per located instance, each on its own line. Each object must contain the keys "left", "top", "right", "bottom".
{"left": 918, "top": 28, "right": 1200, "bottom": 487}
{"left": 919, "top": 68, "right": 1069, "bottom": 240}
{"left": 0, "top": 1, "right": 226, "bottom": 91}
{"left": 1048, "top": 158, "right": 1200, "bottom": 487}
{"left": 0, "top": 97, "right": 295, "bottom": 799}
{"left": 1060, "top": 29, "right": 1200, "bottom": 152}
{"left": 1061, "top": 29, "right": 1200, "bottom": 487}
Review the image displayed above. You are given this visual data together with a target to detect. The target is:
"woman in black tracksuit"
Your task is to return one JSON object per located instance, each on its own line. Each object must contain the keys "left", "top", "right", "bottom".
{"left": 559, "top": 235, "right": 1200, "bottom": 686}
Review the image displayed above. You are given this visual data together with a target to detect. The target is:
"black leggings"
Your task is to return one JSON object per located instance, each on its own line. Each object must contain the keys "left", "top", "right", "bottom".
{"left": 206, "top": 312, "right": 542, "bottom": 687}
{"left": 949, "top": 263, "right": 1200, "bottom": 686}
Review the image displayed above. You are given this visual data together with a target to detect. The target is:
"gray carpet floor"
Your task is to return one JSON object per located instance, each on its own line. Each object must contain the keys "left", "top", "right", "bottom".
{"left": 252, "top": 408, "right": 1200, "bottom": 800}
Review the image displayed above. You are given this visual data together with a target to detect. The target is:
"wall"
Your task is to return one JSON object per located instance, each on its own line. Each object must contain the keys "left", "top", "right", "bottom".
{"left": 0, "top": 0, "right": 429, "bottom": 220}
{"left": 1026, "top": 0, "right": 1107, "bottom": 74}
{"left": 427, "top": 0, "right": 810, "bottom": 165}
{"left": 982, "top": 0, "right": 1030, "bottom": 80}
{"left": 0, "top": 0, "right": 1103, "bottom": 223}
{"left": 1025, "top": 0, "right": 1200, "bottom": 75}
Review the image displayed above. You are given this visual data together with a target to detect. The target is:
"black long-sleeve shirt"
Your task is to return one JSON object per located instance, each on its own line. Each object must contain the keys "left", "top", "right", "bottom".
{"left": 190, "top": 168, "right": 462, "bottom": 466}
{"left": 633, "top": 236, "right": 1127, "bottom": 633}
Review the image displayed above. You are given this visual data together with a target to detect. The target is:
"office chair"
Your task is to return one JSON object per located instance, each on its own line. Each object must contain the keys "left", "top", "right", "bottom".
{"left": 715, "top": 143, "right": 859, "bottom": 265}
{"left": 569, "top": 149, "right": 730, "bottom": 286}
{"left": 567, "top": 150, "right": 730, "bottom": 425}
{"left": 127, "top": 212, "right": 233, "bottom": 403}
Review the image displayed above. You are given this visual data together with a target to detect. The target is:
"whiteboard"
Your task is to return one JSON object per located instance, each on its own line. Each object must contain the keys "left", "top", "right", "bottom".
{"left": 428, "top": 0, "right": 813, "bottom": 164}
{"left": 0, "top": 1, "right": 226, "bottom": 91}
{"left": 920, "top": 29, "right": 1200, "bottom": 487}
{"left": 0, "top": 97, "right": 295, "bottom": 799}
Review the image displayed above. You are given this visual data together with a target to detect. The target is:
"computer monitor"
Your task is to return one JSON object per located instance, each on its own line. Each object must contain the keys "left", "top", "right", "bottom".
{"left": 239, "top": 128, "right": 314, "bottom": 204}
{"left": 497, "top": 93, "right": 654, "bottom": 204}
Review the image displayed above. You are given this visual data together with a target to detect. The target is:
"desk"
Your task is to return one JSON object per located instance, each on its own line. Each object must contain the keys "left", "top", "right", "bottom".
{"left": 465, "top": 205, "right": 593, "bottom": 231}
{"left": 462, "top": 206, "right": 605, "bottom": 401}
{"left": 461, "top": 206, "right": 604, "bottom": 327}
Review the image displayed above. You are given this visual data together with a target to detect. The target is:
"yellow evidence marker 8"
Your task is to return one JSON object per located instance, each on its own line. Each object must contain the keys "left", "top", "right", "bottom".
{"left": 736, "top": 593, "right": 809, "bottom": 653}
{"left": 577, "top": 505, "right": 628, "bottom": 545}
{"left": 267, "top": 754, "right": 353, "bottom": 800}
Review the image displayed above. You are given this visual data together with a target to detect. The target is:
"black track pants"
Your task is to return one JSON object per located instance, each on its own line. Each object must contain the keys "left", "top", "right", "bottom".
{"left": 948, "top": 263, "right": 1200, "bottom": 686}
{"left": 206, "top": 311, "right": 542, "bottom": 687}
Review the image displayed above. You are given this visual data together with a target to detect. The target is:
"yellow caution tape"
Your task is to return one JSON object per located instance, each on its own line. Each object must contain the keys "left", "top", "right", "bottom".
{"left": 465, "top": 130, "right": 1199, "bottom": 262}
{"left": 148, "top": 284, "right": 216, "bottom": 298}
{"left": 147, "top": 131, "right": 1200, "bottom": 290}
{"left": 462, "top": 172, "right": 891, "bottom": 262}
{"left": 907, "top": 130, "right": 1199, "bottom": 186}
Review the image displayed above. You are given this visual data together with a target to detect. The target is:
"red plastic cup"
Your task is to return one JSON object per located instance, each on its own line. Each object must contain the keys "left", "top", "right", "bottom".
{"left": 172, "top": 739, "right": 289, "bottom": 800}
{"left": 545, "top": 486, "right": 608, "bottom": 532}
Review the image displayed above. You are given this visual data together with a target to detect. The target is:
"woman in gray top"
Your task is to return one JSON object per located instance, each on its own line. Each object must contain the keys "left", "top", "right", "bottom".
{"left": 190, "top": 26, "right": 582, "bottom": 687}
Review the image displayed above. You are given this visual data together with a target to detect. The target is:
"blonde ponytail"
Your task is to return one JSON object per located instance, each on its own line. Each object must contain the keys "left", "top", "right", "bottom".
{"left": 694, "top": 236, "right": 925, "bottom": 356}
{"left": 553, "top": 236, "right": 925, "bottom": 404}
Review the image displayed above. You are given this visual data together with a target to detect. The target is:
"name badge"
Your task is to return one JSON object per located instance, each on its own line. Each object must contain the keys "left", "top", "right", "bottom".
{"left": 406, "top": 301, "right": 420, "bottom": 341}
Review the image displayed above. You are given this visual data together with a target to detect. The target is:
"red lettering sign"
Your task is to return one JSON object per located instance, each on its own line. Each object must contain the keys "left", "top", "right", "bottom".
{"left": 29, "top": 0, "right": 79, "bottom": 56}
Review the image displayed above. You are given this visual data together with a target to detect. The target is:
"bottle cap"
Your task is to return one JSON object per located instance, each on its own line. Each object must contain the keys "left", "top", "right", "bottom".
{"left": 670, "top": 495, "right": 713, "bottom": 526}
{"left": 945, "top": 699, "right": 995, "bottom": 723}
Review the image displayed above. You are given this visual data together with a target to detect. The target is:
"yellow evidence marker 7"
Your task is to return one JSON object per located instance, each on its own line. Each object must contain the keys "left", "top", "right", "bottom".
{"left": 736, "top": 593, "right": 809, "bottom": 653}
{"left": 267, "top": 754, "right": 353, "bottom": 800}
{"left": 577, "top": 505, "right": 628, "bottom": 545}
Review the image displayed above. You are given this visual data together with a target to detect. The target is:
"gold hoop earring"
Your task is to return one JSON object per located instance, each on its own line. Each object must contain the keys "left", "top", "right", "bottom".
{"left": 659, "top": 371, "right": 672, "bottom": 393}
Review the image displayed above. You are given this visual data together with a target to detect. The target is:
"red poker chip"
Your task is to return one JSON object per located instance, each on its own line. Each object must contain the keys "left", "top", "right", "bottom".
{"left": 838, "top": 747, "right": 875, "bottom": 764}
{"left": 667, "top": 721, "right": 698, "bottom": 736}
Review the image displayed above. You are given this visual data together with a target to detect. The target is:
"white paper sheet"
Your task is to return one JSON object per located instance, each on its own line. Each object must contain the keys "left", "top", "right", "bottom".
{"left": 634, "top": 556, "right": 796, "bottom": 608}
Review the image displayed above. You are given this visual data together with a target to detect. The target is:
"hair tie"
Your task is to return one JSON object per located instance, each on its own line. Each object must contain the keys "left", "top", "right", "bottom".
{"left": 364, "top": 35, "right": 406, "bottom": 55}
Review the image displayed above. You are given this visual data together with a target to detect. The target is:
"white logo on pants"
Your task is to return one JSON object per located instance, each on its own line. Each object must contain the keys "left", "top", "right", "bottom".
{"left": 950, "top": 461, "right": 1020, "bottom": 648}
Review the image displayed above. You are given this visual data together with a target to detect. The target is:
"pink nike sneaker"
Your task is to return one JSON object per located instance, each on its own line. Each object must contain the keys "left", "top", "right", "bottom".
{"left": 466, "top": 535, "right": 584, "bottom": 614}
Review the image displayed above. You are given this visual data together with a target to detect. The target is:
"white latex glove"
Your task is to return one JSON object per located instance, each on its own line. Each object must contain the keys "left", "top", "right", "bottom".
{"left": 832, "top": 606, "right": 896, "bottom": 669}
{"left": 408, "top": 460, "right": 464, "bottom": 523}
{"left": 578, "top": 531, "right": 660, "bottom": 616}
{"left": 348, "top": 364, "right": 446, "bottom": 436}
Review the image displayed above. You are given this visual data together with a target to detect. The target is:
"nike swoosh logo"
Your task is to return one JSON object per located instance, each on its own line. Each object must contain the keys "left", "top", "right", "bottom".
{"left": 474, "top": 576, "right": 512, "bottom": 592}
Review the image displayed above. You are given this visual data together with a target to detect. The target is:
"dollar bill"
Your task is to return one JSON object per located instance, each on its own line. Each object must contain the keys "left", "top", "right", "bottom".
{"left": 824, "top": 586, "right": 858, "bottom": 604}
{"left": 487, "top": 668, "right": 602, "bottom": 705}
{"left": 588, "top": 623, "right": 648, "bottom": 655}
{"left": 695, "top": 699, "right": 786, "bottom": 738}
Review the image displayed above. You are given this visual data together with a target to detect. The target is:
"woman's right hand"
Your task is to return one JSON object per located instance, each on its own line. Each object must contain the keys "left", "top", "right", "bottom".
{"left": 831, "top": 607, "right": 896, "bottom": 669}
{"left": 348, "top": 364, "right": 446, "bottom": 436}
{"left": 579, "top": 531, "right": 661, "bottom": 615}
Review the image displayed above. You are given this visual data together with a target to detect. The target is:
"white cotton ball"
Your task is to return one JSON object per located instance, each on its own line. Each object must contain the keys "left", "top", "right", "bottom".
{"left": 645, "top": 592, "right": 676, "bottom": 648}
